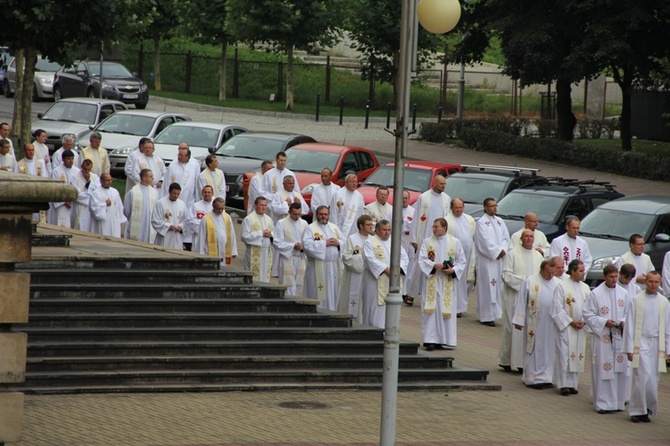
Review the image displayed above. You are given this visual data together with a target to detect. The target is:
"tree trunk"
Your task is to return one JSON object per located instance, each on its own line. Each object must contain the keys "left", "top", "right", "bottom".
{"left": 153, "top": 32, "right": 161, "bottom": 91}
{"left": 612, "top": 66, "right": 633, "bottom": 151}
{"left": 219, "top": 38, "right": 228, "bottom": 102}
{"left": 11, "top": 49, "right": 24, "bottom": 141}
{"left": 556, "top": 79, "right": 576, "bottom": 142}
{"left": 16, "top": 47, "right": 37, "bottom": 158}
{"left": 285, "top": 44, "right": 294, "bottom": 111}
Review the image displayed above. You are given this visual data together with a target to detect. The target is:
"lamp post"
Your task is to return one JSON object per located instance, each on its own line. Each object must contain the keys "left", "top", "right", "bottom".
{"left": 380, "top": 1, "right": 460, "bottom": 445}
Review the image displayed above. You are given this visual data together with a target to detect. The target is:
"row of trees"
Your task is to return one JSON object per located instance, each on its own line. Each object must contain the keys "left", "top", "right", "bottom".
{"left": 2, "top": 0, "right": 669, "bottom": 151}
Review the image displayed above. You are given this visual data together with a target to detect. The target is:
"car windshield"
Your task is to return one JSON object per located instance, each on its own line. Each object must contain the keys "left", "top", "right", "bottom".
{"left": 154, "top": 125, "right": 220, "bottom": 148}
{"left": 41, "top": 102, "right": 98, "bottom": 125}
{"left": 36, "top": 58, "right": 61, "bottom": 72}
{"left": 364, "top": 166, "right": 433, "bottom": 192}
{"left": 445, "top": 176, "right": 507, "bottom": 205}
{"left": 89, "top": 63, "right": 133, "bottom": 78}
{"left": 497, "top": 192, "right": 568, "bottom": 223}
{"left": 285, "top": 149, "right": 339, "bottom": 173}
{"left": 215, "top": 136, "right": 286, "bottom": 160}
{"left": 97, "top": 114, "right": 156, "bottom": 136}
{"left": 580, "top": 208, "right": 656, "bottom": 240}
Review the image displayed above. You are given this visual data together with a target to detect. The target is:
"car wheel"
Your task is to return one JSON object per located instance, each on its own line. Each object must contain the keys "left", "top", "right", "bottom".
{"left": 135, "top": 102, "right": 147, "bottom": 110}
{"left": 3, "top": 79, "right": 12, "bottom": 98}
{"left": 53, "top": 85, "right": 62, "bottom": 101}
{"left": 87, "top": 88, "right": 96, "bottom": 98}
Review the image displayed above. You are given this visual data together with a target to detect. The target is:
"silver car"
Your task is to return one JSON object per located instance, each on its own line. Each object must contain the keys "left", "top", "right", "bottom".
{"left": 78, "top": 110, "right": 192, "bottom": 174}
{"left": 4, "top": 56, "right": 61, "bottom": 100}
{"left": 152, "top": 121, "right": 247, "bottom": 167}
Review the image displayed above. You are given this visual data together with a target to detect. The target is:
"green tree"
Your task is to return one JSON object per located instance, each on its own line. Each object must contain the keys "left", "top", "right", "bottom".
{"left": 142, "top": 0, "right": 182, "bottom": 91}
{"left": 180, "top": 0, "right": 233, "bottom": 101}
{"left": 227, "top": 0, "right": 346, "bottom": 111}
{"left": 346, "top": 0, "right": 448, "bottom": 106}
{"left": 1, "top": 0, "right": 148, "bottom": 150}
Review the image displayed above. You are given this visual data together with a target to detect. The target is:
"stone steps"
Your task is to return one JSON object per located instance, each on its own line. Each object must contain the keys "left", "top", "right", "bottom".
{"left": 24, "top": 269, "right": 253, "bottom": 285}
{"left": 30, "top": 283, "right": 284, "bottom": 299}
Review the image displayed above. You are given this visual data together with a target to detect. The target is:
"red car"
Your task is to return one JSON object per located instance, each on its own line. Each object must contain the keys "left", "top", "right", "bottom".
{"left": 357, "top": 161, "right": 462, "bottom": 205}
{"left": 285, "top": 142, "right": 380, "bottom": 209}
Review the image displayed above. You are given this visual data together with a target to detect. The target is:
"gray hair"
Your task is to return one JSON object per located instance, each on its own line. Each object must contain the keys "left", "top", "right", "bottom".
{"left": 90, "top": 131, "right": 102, "bottom": 141}
{"left": 61, "top": 134, "right": 75, "bottom": 144}
{"left": 345, "top": 173, "right": 357, "bottom": 182}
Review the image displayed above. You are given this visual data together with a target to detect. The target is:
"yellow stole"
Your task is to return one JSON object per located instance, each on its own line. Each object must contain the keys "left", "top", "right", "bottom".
{"left": 308, "top": 221, "right": 340, "bottom": 302}
{"left": 424, "top": 235, "right": 456, "bottom": 318}
{"left": 526, "top": 275, "right": 543, "bottom": 353}
{"left": 129, "top": 185, "right": 157, "bottom": 242}
{"left": 18, "top": 159, "right": 43, "bottom": 176}
{"left": 202, "top": 168, "right": 223, "bottom": 193}
{"left": 632, "top": 292, "right": 667, "bottom": 373}
{"left": 248, "top": 212, "right": 272, "bottom": 281}
{"left": 205, "top": 212, "right": 232, "bottom": 264}
{"left": 559, "top": 279, "right": 589, "bottom": 372}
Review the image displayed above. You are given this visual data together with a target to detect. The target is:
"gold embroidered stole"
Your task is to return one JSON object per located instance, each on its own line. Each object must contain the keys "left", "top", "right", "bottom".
{"left": 18, "top": 159, "right": 43, "bottom": 176}
{"left": 204, "top": 212, "right": 232, "bottom": 263}
{"left": 280, "top": 217, "right": 306, "bottom": 288}
{"left": 632, "top": 292, "right": 667, "bottom": 373}
{"left": 129, "top": 185, "right": 157, "bottom": 241}
{"left": 560, "top": 279, "right": 589, "bottom": 372}
{"left": 202, "top": 168, "right": 223, "bottom": 193}
{"left": 277, "top": 190, "right": 305, "bottom": 219}
{"left": 371, "top": 235, "right": 390, "bottom": 306}
{"left": 424, "top": 235, "right": 456, "bottom": 318}
{"left": 82, "top": 146, "right": 106, "bottom": 165}
{"left": 308, "top": 221, "right": 339, "bottom": 302}
{"left": 248, "top": 212, "right": 272, "bottom": 281}
{"left": 526, "top": 275, "right": 543, "bottom": 353}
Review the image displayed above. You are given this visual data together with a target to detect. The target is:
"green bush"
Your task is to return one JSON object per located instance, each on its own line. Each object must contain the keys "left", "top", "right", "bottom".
{"left": 453, "top": 129, "right": 670, "bottom": 182}
{"left": 420, "top": 118, "right": 530, "bottom": 142}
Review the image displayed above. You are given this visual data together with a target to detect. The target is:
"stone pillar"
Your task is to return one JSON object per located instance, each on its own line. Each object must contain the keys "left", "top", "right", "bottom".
{"left": 0, "top": 171, "right": 77, "bottom": 444}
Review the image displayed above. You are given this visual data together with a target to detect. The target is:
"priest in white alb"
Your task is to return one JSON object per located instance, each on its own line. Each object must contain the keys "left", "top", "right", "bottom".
{"left": 476, "top": 198, "right": 510, "bottom": 326}
{"left": 310, "top": 167, "right": 341, "bottom": 214}
{"left": 614, "top": 234, "right": 654, "bottom": 285}
{"left": 418, "top": 218, "right": 466, "bottom": 349}
{"left": 187, "top": 185, "right": 214, "bottom": 248}
{"left": 446, "top": 197, "right": 475, "bottom": 315}
{"left": 72, "top": 159, "right": 101, "bottom": 232}
{"left": 89, "top": 173, "right": 126, "bottom": 238}
{"left": 0, "top": 138, "right": 17, "bottom": 171}
{"left": 130, "top": 140, "right": 166, "bottom": 191}
{"left": 513, "top": 259, "right": 560, "bottom": 388}
{"left": 194, "top": 197, "right": 237, "bottom": 265}
{"left": 361, "top": 219, "right": 408, "bottom": 329}
{"left": 151, "top": 182, "right": 188, "bottom": 249}
{"left": 624, "top": 271, "right": 670, "bottom": 423}
{"left": 241, "top": 196, "right": 274, "bottom": 282}
{"left": 405, "top": 175, "right": 451, "bottom": 306}
{"left": 80, "top": 131, "right": 110, "bottom": 176}
{"left": 498, "top": 229, "right": 543, "bottom": 373}
{"left": 330, "top": 173, "right": 365, "bottom": 237}
{"left": 52, "top": 135, "right": 80, "bottom": 171}
{"left": 124, "top": 168, "right": 158, "bottom": 243}
{"left": 247, "top": 161, "right": 273, "bottom": 214}
{"left": 48, "top": 150, "right": 80, "bottom": 227}
{"left": 583, "top": 264, "right": 630, "bottom": 413}
{"left": 261, "top": 151, "right": 300, "bottom": 197}
{"left": 401, "top": 191, "right": 415, "bottom": 300}
{"left": 303, "top": 205, "right": 344, "bottom": 311}
{"left": 509, "top": 212, "right": 550, "bottom": 258}
{"left": 198, "top": 154, "right": 227, "bottom": 201}
{"left": 338, "top": 215, "right": 375, "bottom": 323}
{"left": 32, "top": 129, "right": 53, "bottom": 175}
{"left": 363, "top": 186, "right": 392, "bottom": 225}
{"left": 273, "top": 202, "right": 308, "bottom": 296}
{"left": 550, "top": 217, "right": 593, "bottom": 274}
{"left": 124, "top": 137, "right": 150, "bottom": 192}
{"left": 16, "top": 143, "right": 48, "bottom": 178}
{"left": 163, "top": 144, "right": 200, "bottom": 249}
{"left": 552, "top": 259, "right": 590, "bottom": 396}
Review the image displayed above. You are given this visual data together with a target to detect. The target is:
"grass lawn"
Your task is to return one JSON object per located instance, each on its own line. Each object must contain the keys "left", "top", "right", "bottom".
{"left": 575, "top": 138, "right": 670, "bottom": 157}
{"left": 112, "top": 178, "right": 126, "bottom": 198}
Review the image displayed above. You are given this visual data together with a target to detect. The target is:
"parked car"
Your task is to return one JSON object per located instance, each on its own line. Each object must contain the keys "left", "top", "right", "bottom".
{"left": 212, "top": 132, "right": 316, "bottom": 210}
{"left": 77, "top": 110, "right": 192, "bottom": 174}
{"left": 31, "top": 98, "right": 128, "bottom": 153}
{"left": 495, "top": 179, "right": 624, "bottom": 242}
{"left": 445, "top": 164, "right": 545, "bottom": 216}
{"left": 4, "top": 56, "right": 61, "bottom": 100}
{"left": 53, "top": 61, "right": 149, "bottom": 109}
{"left": 357, "top": 161, "right": 462, "bottom": 205}
{"left": 0, "top": 47, "right": 10, "bottom": 94}
{"left": 153, "top": 121, "right": 247, "bottom": 169}
{"left": 579, "top": 195, "right": 670, "bottom": 287}
{"left": 285, "top": 142, "right": 380, "bottom": 210}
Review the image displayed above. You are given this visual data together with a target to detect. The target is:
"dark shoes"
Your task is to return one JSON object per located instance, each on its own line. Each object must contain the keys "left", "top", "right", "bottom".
{"left": 630, "top": 414, "right": 651, "bottom": 423}
{"left": 424, "top": 343, "right": 435, "bottom": 351}
{"left": 480, "top": 321, "right": 496, "bottom": 327}
{"left": 404, "top": 296, "right": 414, "bottom": 307}
{"left": 528, "top": 383, "right": 552, "bottom": 390}
{"left": 560, "top": 388, "right": 570, "bottom": 396}
{"left": 569, "top": 388, "right": 579, "bottom": 395}
{"left": 499, "top": 364, "right": 512, "bottom": 372}
{"left": 597, "top": 409, "right": 616, "bottom": 414}
{"left": 457, "top": 313, "right": 463, "bottom": 318}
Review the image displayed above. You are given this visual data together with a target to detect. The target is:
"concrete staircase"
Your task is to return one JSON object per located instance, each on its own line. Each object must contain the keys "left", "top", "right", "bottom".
{"left": 13, "top": 257, "right": 497, "bottom": 394}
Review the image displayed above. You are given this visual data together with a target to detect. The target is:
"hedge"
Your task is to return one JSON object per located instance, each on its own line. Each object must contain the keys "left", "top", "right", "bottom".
{"left": 419, "top": 121, "right": 670, "bottom": 182}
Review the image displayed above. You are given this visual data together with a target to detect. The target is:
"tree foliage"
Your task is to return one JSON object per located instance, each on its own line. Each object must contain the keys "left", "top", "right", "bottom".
{"left": 226, "top": 0, "right": 346, "bottom": 110}
{"left": 345, "top": 0, "right": 448, "bottom": 105}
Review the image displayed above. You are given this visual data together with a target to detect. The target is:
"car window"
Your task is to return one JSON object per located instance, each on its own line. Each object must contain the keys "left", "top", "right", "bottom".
{"left": 445, "top": 176, "right": 507, "bottom": 205}
{"left": 215, "top": 136, "right": 285, "bottom": 159}
{"left": 98, "top": 105, "right": 115, "bottom": 123}
{"left": 581, "top": 209, "right": 655, "bottom": 240}
{"left": 42, "top": 102, "right": 98, "bottom": 125}
{"left": 359, "top": 152, "right": 375, "bottom": 170}
{"left": 98, "top": 114, "right": 156, "bottom": 136}
{"left": 340, "top": 153, "right": 359, "bottom": 177}
{"left": 155, "top": 126, "right": 220, "bottom": 148}
{"left": 76, "top": 62, "right": 87, "bottom": 74}
{"left": 222, "top": 129, "right": 234, "bottom": 144}
{"left": 175, "top": 116, "right": 188, "bottom": 122}
{"left": 155, "top": 117, "right": 173, "bottom": 135}
{"left": 233, "top": 128, "right": 245, "bottom": 136}
{"left": 497, "top": 192, "right": 568, "bottom": 223}
{"left": 89, "top": 62, "right": 133, "bottom": 78}
{"left": 564, "top": 197, "right": 590, "bottom": 220}
{"left": 652, "top": 214, "right": 670, "bottom": 239}
{"left": 591, "top": 197, "right": 610, "bottom": 209}
{"left": 35, "top": 58, "right": 61, "bottom": 72}
{"left": 286, "top": 149, "right": 339, "bottom": 174}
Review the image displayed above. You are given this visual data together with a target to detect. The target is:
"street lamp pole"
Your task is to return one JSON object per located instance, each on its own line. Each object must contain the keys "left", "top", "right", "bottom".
{"left": 380, "top": 1, "right": 461, "bottom": 444}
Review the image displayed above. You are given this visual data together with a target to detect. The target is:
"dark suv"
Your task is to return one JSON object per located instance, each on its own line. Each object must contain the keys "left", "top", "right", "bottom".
{"left": 495, "top": 179, "right": 624, "bottom": 242}
{"left": 445, "top": 164, "right": 546, "bottom": 216}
